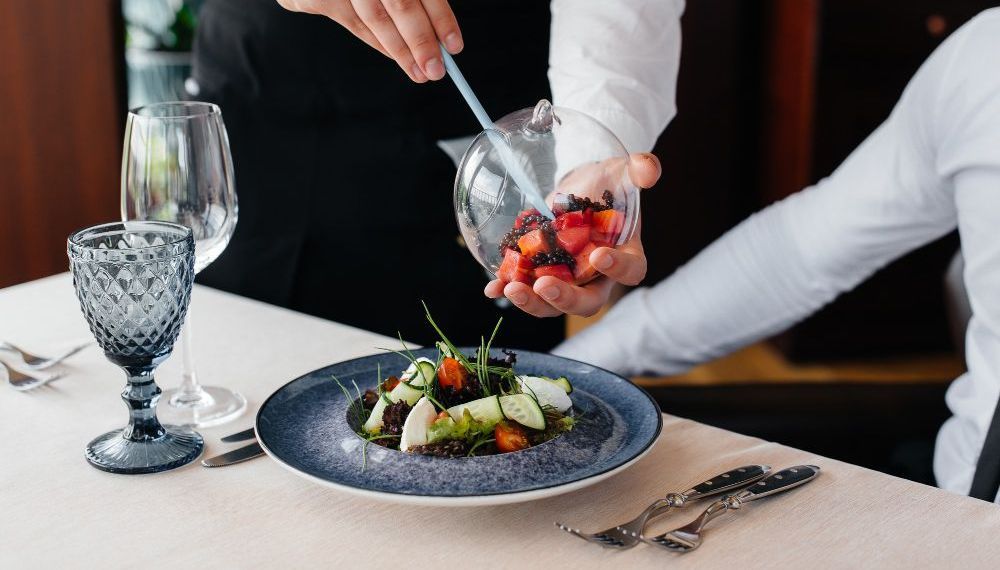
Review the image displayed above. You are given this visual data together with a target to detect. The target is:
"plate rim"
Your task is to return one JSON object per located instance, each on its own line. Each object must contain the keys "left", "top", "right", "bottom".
{"left": 255, "top": 348, "right": 662, "bottom": 506}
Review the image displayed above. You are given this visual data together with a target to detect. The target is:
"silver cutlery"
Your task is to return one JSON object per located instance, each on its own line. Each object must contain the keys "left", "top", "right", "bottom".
{"left": 2, "top": 361, "right": 66, "bottom": 391}
{"left": 555, "top": 464, "right": 771, "bottom": 550}
{"left": 220, "top": 427, "right": 256, "bottom": 443}
{"left": 201, "top": 442, "right": 264, "bottom": 467}
{"left": 0, "top": 341, "right": 91, "bottom": 370}
{"left": 645, "top": 464, "right": 821, "bottom": 553}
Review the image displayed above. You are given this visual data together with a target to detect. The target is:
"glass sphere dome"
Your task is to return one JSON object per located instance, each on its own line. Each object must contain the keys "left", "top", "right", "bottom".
{"left": 454, "top": 99, "right": 640, "bottom": 286}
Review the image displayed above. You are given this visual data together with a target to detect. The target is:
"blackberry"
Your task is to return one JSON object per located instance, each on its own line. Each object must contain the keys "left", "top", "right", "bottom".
{"left": 564, "top": 190, "right": 615, "bottom": 213}
{"left": 408, "top": 439, "right": 470, "bottom": 457}
{"left": 531, "top": 249, "right": 575, "bottom": 268}
{"left": 498, "top": 225, "right": 532, "bottom": 254}
{"left": 381, "top": 401, "right": 412, "bottom": 436}
{"left": 518, "top": 214, "right": 549, "bottom": 228}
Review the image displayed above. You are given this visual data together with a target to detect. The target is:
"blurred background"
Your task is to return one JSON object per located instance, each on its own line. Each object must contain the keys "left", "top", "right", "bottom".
{"left": 1, "top": 0, "right": 994, "bottom": 485}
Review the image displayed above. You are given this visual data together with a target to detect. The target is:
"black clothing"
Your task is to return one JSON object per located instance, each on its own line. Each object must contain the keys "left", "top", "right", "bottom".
{"left": 192, "top": 0, "right": 562, "bottom": 348}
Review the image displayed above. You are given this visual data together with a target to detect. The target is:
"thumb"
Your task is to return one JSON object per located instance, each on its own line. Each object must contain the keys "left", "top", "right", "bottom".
{"left": 627, "top": 152, "right": 661, "bottom": 189}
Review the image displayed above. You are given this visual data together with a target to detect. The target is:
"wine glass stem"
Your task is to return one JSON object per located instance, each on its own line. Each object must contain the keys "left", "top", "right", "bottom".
{"left": 173, "top": 309, "right": 207, "bottom": 405}
{"left": 121, "top": 365, "right": 166, "bottom": 442}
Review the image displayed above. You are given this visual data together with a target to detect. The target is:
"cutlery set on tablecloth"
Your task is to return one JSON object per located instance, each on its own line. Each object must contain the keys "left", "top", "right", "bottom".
{"left": 0, "top": 341, "right": 91, "bottom": 391}
{"left": 558, "top": 464, "right": 820, "bottom": 554}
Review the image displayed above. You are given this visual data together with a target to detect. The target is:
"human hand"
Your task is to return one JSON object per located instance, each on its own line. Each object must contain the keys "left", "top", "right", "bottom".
{"left": 484, "top": 152, "right": 661, "bottom": 317}
{"left": 276, "top": 0, "right": 462, "bottom": 83}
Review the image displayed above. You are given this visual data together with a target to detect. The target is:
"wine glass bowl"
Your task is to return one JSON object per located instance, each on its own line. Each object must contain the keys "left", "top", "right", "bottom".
{"left": 454, "top": 100, "right": 640, "bottom": 286}
{"left": 121, "top": 101, "right": 245, "bottom": 428}
{"left": 68, "top": 221, "right": 203, "bottom": 474}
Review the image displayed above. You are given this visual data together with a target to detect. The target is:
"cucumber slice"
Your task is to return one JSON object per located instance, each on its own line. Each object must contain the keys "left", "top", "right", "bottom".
{"left": 407, "top": 360, "right": 436, "bottom": 387}
{"left": 500, "top": 394, "right": 547, "bottom": 430}
{"left": 446, "top": 395, "right": 503, "bottom": 425}
{"left": 388, "top": 380, "right": 424, "bottom": 405}
{"left": 548, "top": 376, "right": 572, "bottom": 394}
{"left": 363, "top": 397, "right": 389, "bottom": 433}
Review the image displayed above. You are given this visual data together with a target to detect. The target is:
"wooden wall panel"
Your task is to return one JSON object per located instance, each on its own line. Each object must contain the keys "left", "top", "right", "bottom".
{"left": 759, "top": 0, "right": 819, "bottom": 205}
{"left": 0, "top": 0, "right": 123, "bottom": 289}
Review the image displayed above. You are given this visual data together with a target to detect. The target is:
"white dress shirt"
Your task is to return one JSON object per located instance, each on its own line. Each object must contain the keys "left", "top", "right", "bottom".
{"left": 549, "top": 0, "right": 683, "bottom": 153}
{"left": 554, "top": 9, "right": 1000, "bottom": 502}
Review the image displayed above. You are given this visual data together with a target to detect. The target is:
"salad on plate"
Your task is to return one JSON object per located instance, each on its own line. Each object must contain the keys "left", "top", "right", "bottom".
{"left": 340, "top": 306, "right": 577, "bottom": 458}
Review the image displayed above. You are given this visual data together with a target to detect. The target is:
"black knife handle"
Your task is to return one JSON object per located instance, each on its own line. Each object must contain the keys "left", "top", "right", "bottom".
{"left": 743, "top": 465, "right": 820, "bottom": 501}
{"left": 685, "top": 464, "right": 771, "bottom": 500}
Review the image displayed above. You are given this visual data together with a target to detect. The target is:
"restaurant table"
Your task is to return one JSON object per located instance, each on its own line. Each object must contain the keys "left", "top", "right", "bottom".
{"left": 3, "top": 274, "right": 1000, "bottom": 569}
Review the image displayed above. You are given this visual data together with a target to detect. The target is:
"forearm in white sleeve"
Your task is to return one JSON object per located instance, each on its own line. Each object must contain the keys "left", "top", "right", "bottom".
{"left": 554, "top": 40, "right": 962, "bottom": 376}
{"left": 548, "top": 0, "right": 683, "bottom": 152}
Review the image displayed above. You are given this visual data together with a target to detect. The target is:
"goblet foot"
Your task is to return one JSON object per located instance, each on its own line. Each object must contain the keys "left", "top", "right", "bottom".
{"left": 85, "top": 426, "right": 204, "bottom": 474}
{"left": 158, "top": 385, "right": 247, "bottom": 428}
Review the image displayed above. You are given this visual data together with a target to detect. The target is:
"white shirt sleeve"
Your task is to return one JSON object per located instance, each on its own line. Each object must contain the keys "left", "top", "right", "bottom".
{"left": 553, "top": 8, "right": 979, "bottom": 378}
{"left": 548, "top": 0, "right": 684, "bottom": 153}
{"left": 554, "top": 9, "right": 1000, "bottom": 501}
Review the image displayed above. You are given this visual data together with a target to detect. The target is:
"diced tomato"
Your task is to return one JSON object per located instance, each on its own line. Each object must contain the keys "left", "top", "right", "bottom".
{"left": 533, "top": 264, "right": 574, "bottom": 283}
{"left": 381, "top": 376, "right": 400, "bottom": 392}
{"left": 552, "top": 209, "right": 592, "bottom": 230}
{"left": 555, "top": 226, "right": 591, "bottom": 255}
{"left": 514, "top": 209, "right": 541, "bottom": 229}
{"left": 591, "top": 210, "right": 625, "bottom": 245}
{"left": 495, "top": 421, "right": 531, "bottom": 453}
{"left": 573, "top": 243, "right": 598, "bottom": 282}
{"left": 497, "top": 249, "right": 534, "bottom": 284}
{"left": 517, "top": 229, "right": 551, "bottom": 258}
{"left": 437, "top": 357, "right": 468, "bottom": 391}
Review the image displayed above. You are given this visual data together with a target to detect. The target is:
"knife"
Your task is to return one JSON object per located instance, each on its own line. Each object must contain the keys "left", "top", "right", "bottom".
{"left": 220, "top": 427, "right": 256, "bottom": 443}
{"left": 201, "top": 442, "right": 264, "bottom": 468}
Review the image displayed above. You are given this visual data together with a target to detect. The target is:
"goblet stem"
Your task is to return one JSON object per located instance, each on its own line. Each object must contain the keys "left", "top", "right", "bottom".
{"left": 119, "top": 363, "right": 168, "bottom": 442}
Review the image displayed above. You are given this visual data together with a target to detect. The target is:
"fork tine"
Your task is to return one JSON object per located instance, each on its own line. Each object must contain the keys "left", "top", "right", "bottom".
{"left": 647, "top": 533, "right": 694, "bottom": 552}
{"left": 554, "top": 523, "right": 600, "bottom": 545}
{"left": 7, "top": 367, "right": 64, "bottom": 391}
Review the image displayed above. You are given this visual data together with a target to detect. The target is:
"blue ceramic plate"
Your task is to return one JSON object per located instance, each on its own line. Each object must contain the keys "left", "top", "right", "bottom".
{"left": 256, "top": 349, "right": 661, "bottom": 506}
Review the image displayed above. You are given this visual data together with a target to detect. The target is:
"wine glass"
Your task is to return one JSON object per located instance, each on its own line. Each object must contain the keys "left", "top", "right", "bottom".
{"left": 68, "top": 221, "right": 203, "bottom": 473}
{"left": 121, "top": 101, "right": 245, "bottom": 427}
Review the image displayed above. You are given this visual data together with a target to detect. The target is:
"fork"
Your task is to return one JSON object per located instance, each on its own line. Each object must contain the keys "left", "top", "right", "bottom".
{"left": 2, "top": 362, "right": 66, "bottom": 391}
{"left": 646, "top": 465, "right": 821, "bottom": 553}
{"left": 555, "top": 464, "right": 770, "bottom": 550}
{"left": 0, "top": 341, "right": 91, "bottom": 370}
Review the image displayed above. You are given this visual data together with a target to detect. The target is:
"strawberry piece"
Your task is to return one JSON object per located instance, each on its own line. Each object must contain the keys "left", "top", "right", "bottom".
{"left": 497, "top": 248, "right": 535, "bottom": 284}
{"left": 591, "top": 210, "right": 625, "bottom": 245}
{"left": 573, "top": 243, "right": 598, "bottom": 282}
{"left": 533, "top": 264, "right": 574, "bottom": 283}
{"left": 517, "top": 229, "right": 551, "bottom": 258}
{"left": 552, "top": 210, "right": 592, "bottom": 230}
{"left": 555, "top": 226, "right": 591, "bottom": 255}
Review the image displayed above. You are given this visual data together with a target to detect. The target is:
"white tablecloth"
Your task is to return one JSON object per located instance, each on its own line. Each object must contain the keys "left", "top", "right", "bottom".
{"left": 2, "top": 274, "right": 999, "bottom": 569}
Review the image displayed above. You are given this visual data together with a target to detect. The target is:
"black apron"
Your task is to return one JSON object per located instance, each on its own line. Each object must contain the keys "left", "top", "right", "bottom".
{"left": 191, "top": 0, "right": 562, "bottom": 349}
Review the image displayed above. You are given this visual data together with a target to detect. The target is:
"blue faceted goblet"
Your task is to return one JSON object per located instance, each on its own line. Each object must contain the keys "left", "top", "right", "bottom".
{"left": 68, "top": 221, "right": 204, "bottom": 474}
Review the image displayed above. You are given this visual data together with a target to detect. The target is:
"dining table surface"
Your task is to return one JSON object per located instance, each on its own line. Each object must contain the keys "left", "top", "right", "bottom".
{"left": 3, "top": 273, "right": 1000, "bottom": 569}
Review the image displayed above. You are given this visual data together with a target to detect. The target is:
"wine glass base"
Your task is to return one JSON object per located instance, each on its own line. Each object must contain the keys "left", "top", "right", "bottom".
{"left": 158, "top": 386, "right": 247, "bottom": 428}
{"left": 85, "top": 426, "right": 204, "bottom": 474}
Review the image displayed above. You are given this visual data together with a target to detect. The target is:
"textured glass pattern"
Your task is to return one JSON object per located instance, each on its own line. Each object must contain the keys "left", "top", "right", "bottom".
{"left": 69, "top": 226, "right": 193, "bottom": 361}
{"left": 68, "top": 221, "right": 204, "bottom": 474}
